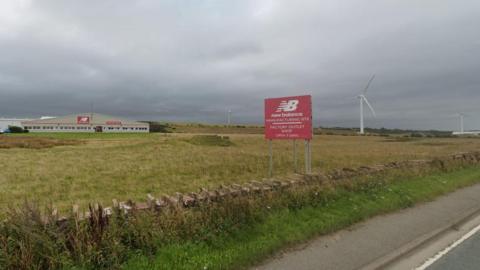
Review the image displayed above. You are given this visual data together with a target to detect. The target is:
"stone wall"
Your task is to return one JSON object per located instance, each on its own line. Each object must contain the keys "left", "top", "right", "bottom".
{"left": 54, "top": 151, "right": 480, "bottom": 224}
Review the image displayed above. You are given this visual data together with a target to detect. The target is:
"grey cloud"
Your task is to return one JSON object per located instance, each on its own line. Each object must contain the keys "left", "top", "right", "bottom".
{"left": 0, "top": 0, "right": 479, "bottom": 131}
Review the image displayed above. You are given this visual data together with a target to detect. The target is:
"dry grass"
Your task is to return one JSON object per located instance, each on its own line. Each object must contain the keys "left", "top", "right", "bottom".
{"left": 0, "top": 133, "right": 479, "bottom": 210}
{"left": 0, "top": 136, "right": 81, "bottom": 149}
{"left": 170, "top": 123, "right": 263, "bottom": 134}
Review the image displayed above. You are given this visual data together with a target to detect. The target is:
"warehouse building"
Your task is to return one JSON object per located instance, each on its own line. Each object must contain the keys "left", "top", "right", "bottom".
{"left": 452, "top": 131, "right": 480, "bottom": 136}
{"left": 0, "top": 118, "right": 32, "bottom": 132}
{"left": 22, "top": 113, "right": 149, "bottom": 133}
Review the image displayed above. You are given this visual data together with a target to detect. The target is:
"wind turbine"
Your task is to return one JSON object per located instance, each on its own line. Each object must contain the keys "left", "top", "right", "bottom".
{"left": 357, "top": 75, "right": 377, "bottom": 134}
{"left": 457, "top": 113, "right": 466, "bottom": 134}
{"left": 226, "top": 108, "right": 232, "bottom": 126}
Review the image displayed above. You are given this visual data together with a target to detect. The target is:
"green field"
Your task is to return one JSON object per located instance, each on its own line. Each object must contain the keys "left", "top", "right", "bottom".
{"left": 123, "top": 166, "right": 480, "bottom": 270}
{"left": 1, "top": 132, "right": 479, "bottom": 211}
{"left": 2, "top": 130, "right": 480, "bottom": 270}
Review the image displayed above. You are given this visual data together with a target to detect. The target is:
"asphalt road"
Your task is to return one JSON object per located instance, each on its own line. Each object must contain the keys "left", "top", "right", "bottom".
{"left": 255, "top": 183, "right": 480, "bottom": 270}
{"left": 427, "top": 231, "right": 480, "bottom": 270}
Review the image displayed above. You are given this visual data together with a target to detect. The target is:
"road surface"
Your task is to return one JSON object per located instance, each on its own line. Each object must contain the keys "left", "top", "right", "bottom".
{"left": 254, "top": 183, "right": 480, "bottom": 270}
{"left": 427, "top": 230, "right": 480, "bottom": 270}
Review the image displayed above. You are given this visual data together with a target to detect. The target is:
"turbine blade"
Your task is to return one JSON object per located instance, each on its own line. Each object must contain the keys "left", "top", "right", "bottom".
{"left": 363, "top": 97, "right": 376, "bottom": 117}
{"left": 363, "top": 74, "right": 376, "bottom": 94}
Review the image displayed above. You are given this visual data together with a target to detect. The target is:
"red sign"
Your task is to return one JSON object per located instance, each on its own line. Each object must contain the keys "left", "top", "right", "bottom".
{"left": 265, "top": 95, "right": 312, "bottom": 140}
{"left": 77, "top": 116, "right": 90, "bottom": 124}
{"left": 106, "top": 120, "right": 122, "bottom": 125}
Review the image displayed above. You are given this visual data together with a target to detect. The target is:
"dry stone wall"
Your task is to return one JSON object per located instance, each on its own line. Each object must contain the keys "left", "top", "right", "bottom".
{"left": 54, "top": 151, "right": 480, "bottom": 224}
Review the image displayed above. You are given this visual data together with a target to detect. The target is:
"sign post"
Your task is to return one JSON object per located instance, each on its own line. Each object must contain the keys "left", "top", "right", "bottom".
{"left": 264, "top": 95, "right": 313, "bottom": 176}
{"left": 304, "top": 140, "right": 308, "bottom": 174}
{"left": 293, "top": 140, "right": 297, "bottom": 173}
{"left": 268, "top": 140, "right": 273, "bottom": 178}
{"left": 308, "top": 140, "right": 312, "bottom": 173}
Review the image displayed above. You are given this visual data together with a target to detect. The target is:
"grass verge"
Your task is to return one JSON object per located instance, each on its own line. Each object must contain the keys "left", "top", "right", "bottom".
{"left": 2, "top": 162, "right": 479, "bottom": 270}
{"left": 122, "top": 166, "right": 480, "bottom": 270}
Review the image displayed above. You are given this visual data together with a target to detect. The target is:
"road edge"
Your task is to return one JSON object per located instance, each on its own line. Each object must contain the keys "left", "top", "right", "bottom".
{"left": 359, "top": 202, "right": 480, "bottom": 270}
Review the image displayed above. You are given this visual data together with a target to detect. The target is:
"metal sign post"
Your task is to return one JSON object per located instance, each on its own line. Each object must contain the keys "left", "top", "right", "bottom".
{"left": 268, "top": 139, "right": 273, "bottom": 178}
{"left": 305, "top": 140, "right": 310, "bottom": 174}
{"left": 293, "top": 139, "right": 297, "bottom": 173}
{"left": 304, "top": 139, "right": 312, "bottom": 174}
{"left": 308, "top": 140, "right": 312, "bottom": 173}
{"left": 304, "top": 140, "right": 308, "bottom": 174}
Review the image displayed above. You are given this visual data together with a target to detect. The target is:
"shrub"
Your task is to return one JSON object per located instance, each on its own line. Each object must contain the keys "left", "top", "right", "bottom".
{"left": 7, "top": 126, "right": 26, "bottom": 133}
{"left": 148, "top": 122, "right": 173, "bottom": 133}
{"left": 410, "top": 133, "right": 424, "bottom": 138}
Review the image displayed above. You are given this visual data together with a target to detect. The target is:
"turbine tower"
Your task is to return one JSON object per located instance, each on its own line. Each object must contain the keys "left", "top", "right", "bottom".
{"left": 357, "top": 75, "right": 377, "bottom": 134}
{"left": 457, "top": 113, "right": 466, "bottom": 134}
{"left": 226, "top": 109, "right": 232, "bottom": 126}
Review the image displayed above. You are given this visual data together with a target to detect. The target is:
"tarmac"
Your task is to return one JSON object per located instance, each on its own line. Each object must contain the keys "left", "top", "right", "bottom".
{"left": 426, "top": 229, "right": 480, "bottom": 270}
{"left": 254, "top": 183, "right": 480, "bottom": 270}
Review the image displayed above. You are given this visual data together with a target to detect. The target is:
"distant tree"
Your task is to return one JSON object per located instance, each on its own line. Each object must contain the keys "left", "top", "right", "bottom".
{"left": 8, "top": 126, "right": 26, "bottom": 133}
{"left": 144, "top": 122, "right": 173, "bottom": 133}
{"left": 410, "top": 133, "right": 423, "bottom": 138}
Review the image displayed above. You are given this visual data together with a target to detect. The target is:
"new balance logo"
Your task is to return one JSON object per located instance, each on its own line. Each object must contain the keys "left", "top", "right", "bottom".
{"left": 77, "top": 116, "right": 90, "bottom": 124}
{"left": 276, "top": 100, "right": 299, "bottom": 112}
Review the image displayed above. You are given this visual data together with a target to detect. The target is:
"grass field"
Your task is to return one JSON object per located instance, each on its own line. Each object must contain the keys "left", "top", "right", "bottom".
{"left": 1, "top": 132, "right": 479, "bottom": 210}
{"left": 123, "top": 166, "right": 480, "bottom": 270}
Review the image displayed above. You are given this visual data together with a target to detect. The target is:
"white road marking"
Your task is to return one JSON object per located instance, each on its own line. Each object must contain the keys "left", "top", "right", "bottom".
{"left": 414, "top": 223, "right": 480, "bottom": 270}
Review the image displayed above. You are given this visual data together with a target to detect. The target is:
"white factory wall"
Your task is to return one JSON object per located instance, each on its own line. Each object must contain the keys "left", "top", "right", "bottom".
{"left": 25, "top": 125, "right": 149, "bottom": 133}
{"left": 20, "top": 113, "right": 150, "bottom": 133}
{"left": 0, "top": 119, "right": 30, "bottom": 131}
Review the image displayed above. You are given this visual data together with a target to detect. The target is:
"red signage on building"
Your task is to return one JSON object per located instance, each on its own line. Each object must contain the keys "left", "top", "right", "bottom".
{"left": 106, "top": 120, "right": 122, "bottom": 125}
{"left": 265, "top": 95, "right": 312, "bottom": 140}
{"left": 77, "top": 116, "right": 90, "bottom": 124}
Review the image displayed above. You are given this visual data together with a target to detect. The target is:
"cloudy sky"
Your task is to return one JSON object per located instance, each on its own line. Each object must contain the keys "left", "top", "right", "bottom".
{"left": 1, "top": 0, "right": 479, "bottom": 130}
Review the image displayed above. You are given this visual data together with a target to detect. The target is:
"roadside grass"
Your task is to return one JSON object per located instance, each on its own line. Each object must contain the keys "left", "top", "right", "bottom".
{"left": 1, "top": 162, "right": 479, "bottom": 270}
{"left": 121, "top": 166, "right": 480, "bottom": 270}
{"left": 1, "top": 133, "right": 480, "bottom": 211}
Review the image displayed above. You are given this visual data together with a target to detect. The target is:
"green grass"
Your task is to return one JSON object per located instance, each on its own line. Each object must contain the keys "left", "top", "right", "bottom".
{"left": 2, "top": 133, "right": 480, "bottom": 211}
{"left": 121, "top": 166, "right": 480, "bottom": 270}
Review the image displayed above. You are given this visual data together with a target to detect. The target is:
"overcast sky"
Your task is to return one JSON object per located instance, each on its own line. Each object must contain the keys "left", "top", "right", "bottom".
{"left": 1, "top": 0, "right": 479, "bottom": 130}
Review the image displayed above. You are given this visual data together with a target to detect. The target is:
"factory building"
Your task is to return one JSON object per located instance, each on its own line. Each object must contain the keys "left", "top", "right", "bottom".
{"left": 0, "top": 118, "right": 32, "bottom": 132}
{"left": 22, "top": 113, "right": 149, "bottom": 133}
{"left": 452, "top": 131, "right": 480, "bottom": 136}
